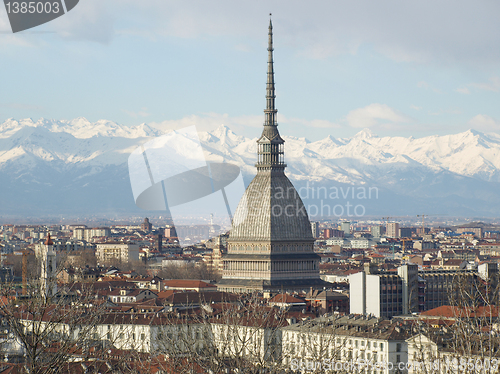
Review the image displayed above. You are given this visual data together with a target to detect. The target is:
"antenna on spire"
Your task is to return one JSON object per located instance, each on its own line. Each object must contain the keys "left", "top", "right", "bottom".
{"left": 256, "top": 16, "right": 286, "bottom": 172}
{"left": 265, "top": 15, "right": 275, "bottom": 125}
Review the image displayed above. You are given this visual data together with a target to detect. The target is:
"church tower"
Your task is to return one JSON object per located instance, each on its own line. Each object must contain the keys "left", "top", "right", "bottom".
{"left": 40, "top": 233, "right": 57, "bottom": 297}
{"left": 218, "top": 19, "right": 323, "bottom": 294}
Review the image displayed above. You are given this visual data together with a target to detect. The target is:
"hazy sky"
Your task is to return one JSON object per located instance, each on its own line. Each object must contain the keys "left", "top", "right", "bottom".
{"left": 2, "top": 0, "right": 500, "bottom": 140}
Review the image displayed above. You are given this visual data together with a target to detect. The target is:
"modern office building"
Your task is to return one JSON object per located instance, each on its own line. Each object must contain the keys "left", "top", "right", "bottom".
{"left": 371, "top": 225, "right": 383, "bottom": 238}
{"left": 340, "top": 221, "right": 351, "bottom": 236}
{"left": 349, "top": 263, "right": 497, "bottom": 318}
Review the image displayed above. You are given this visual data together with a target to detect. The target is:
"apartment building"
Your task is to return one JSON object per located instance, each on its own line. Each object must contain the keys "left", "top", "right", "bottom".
{"left": 95, "top": 242, "right": 140, "bottom": 264}
{"left": 281, "top": 315, "right": 410, "bottom": 374}
{"left": 350, "top": 263, "right": 497, "bottom": 318}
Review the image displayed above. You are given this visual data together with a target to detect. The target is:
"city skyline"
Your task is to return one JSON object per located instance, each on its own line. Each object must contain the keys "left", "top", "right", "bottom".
{"left": 2, "top": 5, "right": 500, "bottom": 367}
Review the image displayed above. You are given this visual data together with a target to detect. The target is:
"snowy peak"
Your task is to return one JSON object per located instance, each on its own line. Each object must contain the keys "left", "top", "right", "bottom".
{"left": 208, "top": 124, "right": 243, "bottom": 147}
{"left": 0, "top": 117, "right": 160, "bottom": 139}
{"left": 1, "top": 118, "right": 500, "bottom": 216}
{"left": 353, "top": 128, "right": 377, "bottom": 140}
{"left": 2, "top": 117, "right": 500, "bottom": 184}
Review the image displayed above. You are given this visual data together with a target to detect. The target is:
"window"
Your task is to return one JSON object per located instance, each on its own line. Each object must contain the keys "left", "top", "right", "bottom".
{"left": 396, "top": 343, "right": 401, "bottom": 352}
{"left": 380, "top": 343, "right": 384, "bottom": 349}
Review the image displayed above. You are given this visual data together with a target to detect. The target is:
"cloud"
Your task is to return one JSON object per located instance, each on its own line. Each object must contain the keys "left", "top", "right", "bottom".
{"left": 428, "top": 107, "right": 462, "bottom": 116}
{"left": 3, "top": 1, "right": 500, "bottom": 66}
{"left": 0, "top": 0, "right": 114, "bottom": 44}
{"left": 346, "top": 104, "right": 410, "bottom": 128}
{"left": 280, "top": 116, "right": 340, "bottom": 129}
{"left": 0, "top": 102, "right": 45, "bottom": 112}
{"left": 471, "top": 76, "right": 500, "bottom": 92}
{"left": 141, "top": 1, "right": 500, "bottom": 66}
{"left": 410, "top": 105, "right": 422, "bottom": 111}
{"left": 469, "top": 114, "right": 500, "bottom": 131}
{"left": 417, "top": 81, "right": 442, "bottom": 94}
{"left": 147, "top": 113, "right": 340, "bottom": 138}
{"left": 124, "top": 108, "right": 150, "bottom": 119}
{"left": 148, "top": 113, "right": 262, "bottom": 134}
{"left": 456, "top": 77, "right": 500, "bottom": 94}
{"left": 456, "top": 87, "right": 470, "bottom": 94}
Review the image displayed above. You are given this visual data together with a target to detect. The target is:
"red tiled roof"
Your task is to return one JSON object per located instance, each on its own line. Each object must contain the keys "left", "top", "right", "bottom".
{"left": 421, "top": 305, "right": 500, "bottom": 318}
{"left": 156, "top": 290, "right": 175, "bottom": 299}
{"left": 268, "top": 294, "right": 305, "bottom": 304}
{"left": 162, "top": 280, "right": 216, "bottom": 288}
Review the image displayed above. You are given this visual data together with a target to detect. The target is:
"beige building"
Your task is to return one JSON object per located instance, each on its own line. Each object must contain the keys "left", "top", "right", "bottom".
{"left": 73, "top": 227, "right": 111, "bottom": 241}
{"left": 95, "top": 242, "right": 140, "bottom": 264}
{"left": 386, "top": 222, "right": 400, "bottom": 238}
{"left": 281, "top": 315, "right": 410, "bottom": 374}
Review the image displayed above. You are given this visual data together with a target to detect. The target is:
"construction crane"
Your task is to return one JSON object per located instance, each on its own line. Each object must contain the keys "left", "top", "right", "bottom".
{"left": 400, "top": 237, "right": 413, "bottom": 254}
{"left": 381, "top": 217, "right": 392, "bottom": 233}
{"left": 382, "top": 217, "right": 392, "bottom": 225}
{"left": 416, "top": 214, "right": 428, "bottom": 235}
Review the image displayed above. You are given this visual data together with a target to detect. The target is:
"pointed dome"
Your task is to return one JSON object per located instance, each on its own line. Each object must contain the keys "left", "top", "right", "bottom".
{"left": 44, "top": 233, "right": 53, "bottom": 245}
{"left": 230, "top": 172, "right": 313, "bottom": 241}
{"left": 229, "top": 18, "right": 313, "bottom": 243}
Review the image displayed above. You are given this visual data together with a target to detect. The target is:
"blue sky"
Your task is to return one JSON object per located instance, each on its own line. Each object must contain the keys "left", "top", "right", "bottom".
{"left": 2, "top": 0, "right": 500, "bottom": 141}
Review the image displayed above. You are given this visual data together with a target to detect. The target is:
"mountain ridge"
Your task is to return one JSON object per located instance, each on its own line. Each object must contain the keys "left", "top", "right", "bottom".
{"left": 1, "top": 118, "right": 499, "bottom": 217}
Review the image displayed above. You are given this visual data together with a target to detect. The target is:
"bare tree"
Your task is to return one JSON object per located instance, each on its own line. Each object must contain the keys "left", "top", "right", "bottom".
{"left": 0, "top": 244, "right": 132, "bottom": 373}
{"left": 159, "top": 262, "right": 220, "bottom": 282}
{"left": 145, "top": 293, "right": 286, "bottom": 374}
{"left": 0, "top": 283, "right": 111, "bottom": 373}
{"left": 407, "top": 270, "right": 500, "bottom": 374}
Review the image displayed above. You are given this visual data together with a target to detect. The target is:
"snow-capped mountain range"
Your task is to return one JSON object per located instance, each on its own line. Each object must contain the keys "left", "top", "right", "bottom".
{"left": 1, "top": 117, "right": 500, "bottom": 217}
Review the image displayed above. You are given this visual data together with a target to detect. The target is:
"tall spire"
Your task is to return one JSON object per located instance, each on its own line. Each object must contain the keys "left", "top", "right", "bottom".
{"left": 265, "top": 16, "right": 277, "bottom": 127}
{"left": 257, "top": 15, "right": 286, "bottom": 172}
